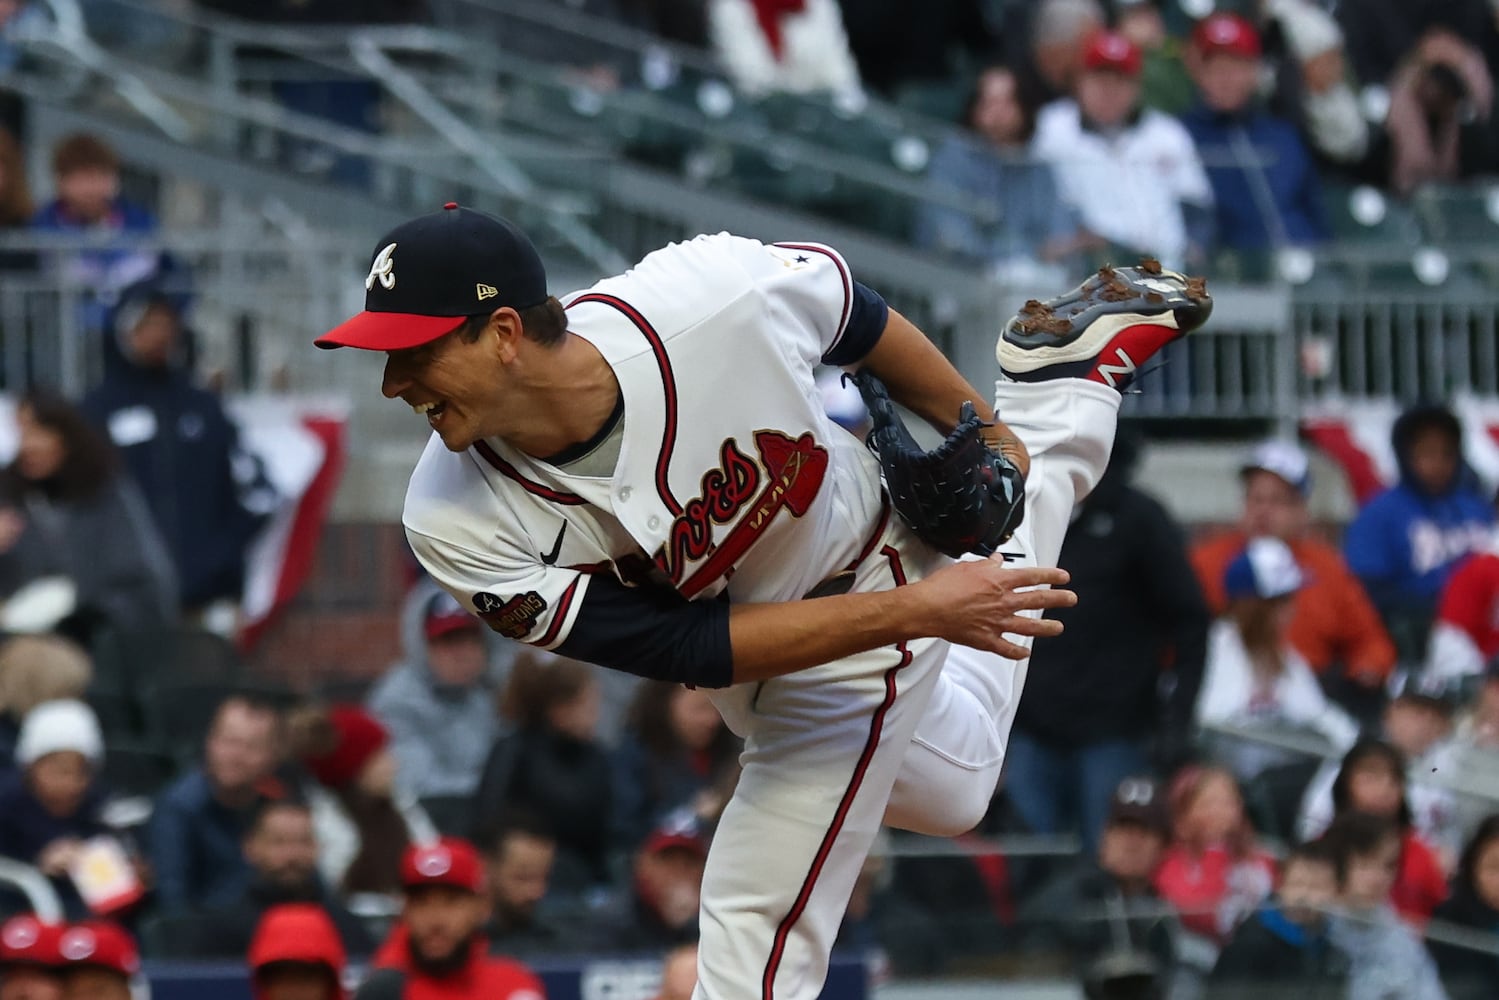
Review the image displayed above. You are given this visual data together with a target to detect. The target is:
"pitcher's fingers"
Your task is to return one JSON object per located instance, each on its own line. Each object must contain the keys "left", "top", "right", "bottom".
{"left": 1010, "top": 587, "right": 1077, "bottom": 612}
{"left": 986, "top": 564, "right": 1070, "bottom": 587}
{"left": 989, "top": 635, "right": 1033, "bottom": 660}
{"left": 1000, "top": 616, "right": 1065, "bottom": 639}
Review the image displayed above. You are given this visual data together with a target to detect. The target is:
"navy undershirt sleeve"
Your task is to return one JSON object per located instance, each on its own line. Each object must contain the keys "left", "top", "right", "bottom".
{"left": 554, "top": 573, "right": 734, "bottom": 688}
{"left": 821, "top": 280, "right": 889, "bottom": 366}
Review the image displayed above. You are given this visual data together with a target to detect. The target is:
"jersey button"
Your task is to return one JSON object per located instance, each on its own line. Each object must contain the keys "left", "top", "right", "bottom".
{"left": 647, "top": 516, "right": 660, "bottom": 530}
{"left": 618, "top": 487, "right": 632, "bottom": 502}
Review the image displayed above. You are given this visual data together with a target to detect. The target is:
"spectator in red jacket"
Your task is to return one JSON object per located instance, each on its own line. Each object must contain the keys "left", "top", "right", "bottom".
{"left": 248, "top": 904, "right": 347, "bottom": 1000}
{"left": 54, "top": 922, "right": 137, "bottom": 1000}
{"left": 1322, "top": 739, "right": 1449, "bottom": 925}
{"left": 1153, "top": 765, "right": 1277, "bottom": 944}
{"left": 1428, "top": 523, "right": 1499, "bottom": 683}
{"left": 356, "top": 837, "right": 543, "bottom": 1000}
{"left": 0, "top": 915, "right": 64, "bottom": 1000}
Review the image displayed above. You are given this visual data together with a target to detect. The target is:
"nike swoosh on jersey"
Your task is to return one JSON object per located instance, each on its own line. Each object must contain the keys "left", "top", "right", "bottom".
{"left": 540, "top": 522, "right": 567, "bottom": 566}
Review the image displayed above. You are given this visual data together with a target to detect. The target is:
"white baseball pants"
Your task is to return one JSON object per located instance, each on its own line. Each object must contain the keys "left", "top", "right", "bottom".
{"left": 695, "top": 378, "right": 1121, "bottom": 1000}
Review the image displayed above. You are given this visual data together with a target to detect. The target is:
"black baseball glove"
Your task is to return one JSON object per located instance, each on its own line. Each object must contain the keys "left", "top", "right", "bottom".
{"left": 848, "top": 369, "right": 1025, "bottom": 558}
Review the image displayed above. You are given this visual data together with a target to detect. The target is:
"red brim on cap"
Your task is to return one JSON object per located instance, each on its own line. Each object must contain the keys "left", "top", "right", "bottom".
{"left": 314, "top": 310, "right": 463, "bottom": 351}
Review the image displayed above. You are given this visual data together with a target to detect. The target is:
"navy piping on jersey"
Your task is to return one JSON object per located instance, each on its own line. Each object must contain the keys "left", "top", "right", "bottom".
{"left": 540, "top": 389, "right": 625, "bottom": 467}
{"left": 534, "top": 575, "right": 582, "bottom": 647}
{"left": 472, "top": 440, "right": 588, "bottom": 505}
{"left": 565, "top": 292, "right": 682, "bottom": 516}
{"left": 774, "top": 242, "right": 853, "bottom": 351}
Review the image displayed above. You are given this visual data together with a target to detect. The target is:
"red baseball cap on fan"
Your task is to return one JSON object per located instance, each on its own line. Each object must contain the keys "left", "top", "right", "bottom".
{"left": 0, "top": 915, "right": 63, "bottom": 968}
{"left": 315, "top": 203, "right": 549, "bottom": 352}
{"left": 401, "top": 837, "right": 484, "bottom": 893}
{"left": 424, "top": 592, "right": 482, "bottom": 641}
{"left": 1083, "top": 31, "right": 1143, "bottom": 77}
{"left": 57, "top": 922, "right": 140, "bottom": 977}
{"left": 1192, "top": 13, "right": 1262, "bottom": 59}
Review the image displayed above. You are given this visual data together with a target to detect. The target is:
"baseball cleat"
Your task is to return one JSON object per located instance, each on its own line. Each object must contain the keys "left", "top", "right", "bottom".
{"left": 996, "top": 259, "right": 1212, "bottom": 391}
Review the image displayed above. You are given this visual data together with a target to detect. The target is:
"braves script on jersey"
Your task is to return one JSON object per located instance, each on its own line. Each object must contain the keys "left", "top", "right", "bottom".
{"left": 404, "top": 234, "right": 888, "bottom": 653}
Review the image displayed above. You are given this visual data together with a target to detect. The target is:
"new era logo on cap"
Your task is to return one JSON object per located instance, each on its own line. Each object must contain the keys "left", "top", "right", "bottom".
{"left": 316, "top": 203, "right": 550, "bottom": 352}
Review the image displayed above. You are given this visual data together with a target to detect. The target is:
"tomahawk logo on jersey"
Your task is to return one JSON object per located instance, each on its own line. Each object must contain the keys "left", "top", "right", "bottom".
{"left": 403, "top": 235, "right": 891, "bottom": 662}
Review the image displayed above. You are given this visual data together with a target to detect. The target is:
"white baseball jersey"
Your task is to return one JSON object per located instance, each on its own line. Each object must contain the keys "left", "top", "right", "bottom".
{"left": 404, "top": 233, "right": 885, "bottom": 651}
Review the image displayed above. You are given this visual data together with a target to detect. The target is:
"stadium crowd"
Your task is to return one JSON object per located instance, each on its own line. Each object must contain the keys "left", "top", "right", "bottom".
{"left": 0, "top": 0, "right": 1498, "bottom": 999}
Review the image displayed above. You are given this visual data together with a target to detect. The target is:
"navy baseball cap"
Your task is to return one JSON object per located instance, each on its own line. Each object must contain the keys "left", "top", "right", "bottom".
{"left": 316, "top": 203, "right": 548, "bottom": 351}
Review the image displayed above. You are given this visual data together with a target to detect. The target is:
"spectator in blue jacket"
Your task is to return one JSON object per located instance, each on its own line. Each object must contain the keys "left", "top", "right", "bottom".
{"left": 1344, "top": 404, "right": 1494, "bottom": 662}
{"left": 1180, "top": 13, "right": 1329, "bottom": 253}
{"left": 149, "top": 694, "right": 288, "bottom": 914}
{"left": 82, "top": 279, "right": 272, "bottom": 618}
{"left": 32, "top": 133, "right": 159, "bottom": 336}
{"left": 914, "top": 65, "right": 1090, "bottom": 275}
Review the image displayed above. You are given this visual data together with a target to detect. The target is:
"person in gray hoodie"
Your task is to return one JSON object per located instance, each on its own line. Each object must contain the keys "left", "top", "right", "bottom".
{"left": 1324, "top": 811, "right": 1450, "bottom": 1000}
{"left": 367, "top": 584, "right": 508, "bottom": 803}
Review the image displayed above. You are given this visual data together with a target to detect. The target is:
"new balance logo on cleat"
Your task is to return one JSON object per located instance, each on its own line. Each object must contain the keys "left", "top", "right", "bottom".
{"left": 1095, "top": 349, "right": 1137, "bottom": 389}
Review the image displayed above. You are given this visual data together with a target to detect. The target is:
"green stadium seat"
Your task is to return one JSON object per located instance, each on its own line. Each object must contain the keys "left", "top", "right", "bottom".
{"left": 1323, "top": 184, "right": 1422, "bottom": 248}
{"left": 1412, "top": 184, "right": 1499, "bottom": 246}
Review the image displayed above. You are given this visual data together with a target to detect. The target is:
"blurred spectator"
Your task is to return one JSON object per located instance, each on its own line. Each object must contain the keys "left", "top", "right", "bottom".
{"left": 357, "top": 838, "right": 543, "bottom": 1000}
{"left": 1022, "top": 776, "right": 1178, "bottom": 996}
{"left": 1195, "top": 537, "right": 1359, "bottom": 782}
{"left": 149, "top": 694, "right": 286, "bottom": 914}
{"left": 915, "top": 65, "right": 1090, "bottom": 275}
{"left": 836, "top": 0, "right": 1000, "bottom": 96}
{"left": 247, "top": 904, "right": 347, "bottom": 1000}
{"left": 1429, "top": 815, "right": 1499, "bottom": 999}
{"left": 0, "top": 636, "right": 91, "bottom": 774}
{"left": 480, "top": 811, "right": 564, "bottom": 954}
{"left": 833, "top": 838, "right": 943, "bottom": 977}
{"left": 0, "top": 914, "right": 64, "bottom": 1000}
{"left": 1153, "top": 766, "right": 1277, "bottom": 944}
{"left": 368, "top": 587, "right": 498, "bottom": 801}
{"left": 1298, "top": 683, "right": 1460, "bottom": 862}
{"left": 596, "top": 818, "right": 707, "bottom": 952}
{"left": 1117, "top": 0, "right": 1194, "bottom": 116}
{"left": 1008, "top": 433, "right": 1209, "bottom": 853}
{"left": 1259, "top": 0, "right": 1373, "bottom": 173}
{"left": 1323, "top": 812, "right": 1449, "bottom": 1000}
{"left": 1385, "top": 28, "right": 1499, "bottom": 195}
{"left": 1344, "top": 404, "right": 1494, "bottom": 663}
{"left": 1207, "top": 839, "right": 1348, "bottom": 999}
{"left": 1448, "top": 666, "right": 1499, "bottom": 837}
{"left": 1015, "top": 0, "right": 1105, "bottom": 110}
{"left": 706, "top": 0, "right": 862, "bottom": 98}
{"left": 1303, "top": 740, "right": 1450, "bottom": 924}
{"left": 1334, "top": 0, "right": 1495, "bottom": 91}
{"left": 1180, "top": 13, "right": 1329, "bottom": 254}
{"left": 82, "top": 279, "right": 273, "bottom": 621}
{"left": 472, "top": 654, "right": 613, "bottom": 892}
{"left": 1427, "top": 523, "right": 1499, "bottom": 684}
{"left": 1033, "top": 31, "right": 1214, "bottom": 269}
{"left": 31, "top": 134, "right": 159, "bottom": 333}
{"left": 0, "top": 390, "right": 177, "bottom": 643}
{"left": 54, "top": 922, "right": 137, "bottom": 1000}
{"left": 0, "top": 128, "right": 34, "bottom": 274}
{"left": 0, "top": 1, "right": 47, "bottom": 77}
{"left": 0, "top": 701, "right": 109, "bottom": 915}
{"left": 612, "top": 681, "right": 740, "bottom": 854}
{"left": 290, "top": 705, "right": 418, "bottom": 898}
{"left": 176, "top": 798, "right": 371, "bottom": 958}
{"left": 654, "top": 943, "right": 697, "bottom": 1000}
{"left": 1191, "top": 441, "right": 1397, "bottom": 715}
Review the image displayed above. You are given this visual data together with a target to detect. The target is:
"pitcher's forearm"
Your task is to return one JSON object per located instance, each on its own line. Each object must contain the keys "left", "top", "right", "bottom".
{"left": 726, "top": 585, "right": 933, "bottom": 684}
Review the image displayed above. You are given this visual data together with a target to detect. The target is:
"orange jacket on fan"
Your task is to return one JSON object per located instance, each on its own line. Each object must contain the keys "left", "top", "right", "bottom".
{"left": 1192, "top": 531, "right": 1397, "bottom": 680}
{"left": 364, "top": 924, "right": 544, "bottom": 1000}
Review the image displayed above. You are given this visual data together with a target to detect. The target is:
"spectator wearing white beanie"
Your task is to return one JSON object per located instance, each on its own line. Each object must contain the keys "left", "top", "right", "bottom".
{"left": 0, "top": 699, "right": 109, "bottom": 888}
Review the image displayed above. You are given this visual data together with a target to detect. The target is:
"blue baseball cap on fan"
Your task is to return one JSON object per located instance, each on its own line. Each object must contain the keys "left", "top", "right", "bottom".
{"left": 1224, "top": 537, "right": 1304, "bottom": 600}
{"left": 316, "top": 203, "right": 548, "bottom": 352}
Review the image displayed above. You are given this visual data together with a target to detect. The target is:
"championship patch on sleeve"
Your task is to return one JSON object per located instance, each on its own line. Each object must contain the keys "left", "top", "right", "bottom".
{"left": 472, "top": 591, "right": 548, "bottom": 640}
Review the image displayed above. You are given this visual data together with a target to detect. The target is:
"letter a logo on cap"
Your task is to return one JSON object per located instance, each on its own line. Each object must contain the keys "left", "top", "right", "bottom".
{"left": 476, "top": 283, "right": 498, "bottom": 301}
{"left": 366, "top": 243, "right": 398, "bottom": 292}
